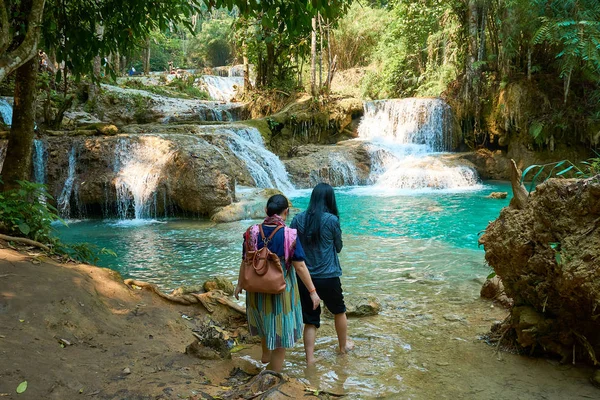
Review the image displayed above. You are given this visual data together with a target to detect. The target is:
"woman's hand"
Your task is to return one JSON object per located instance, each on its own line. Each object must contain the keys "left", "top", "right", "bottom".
{"left": 309, "top": 290, "right": 321, "bottom": 310}
{"left": 234, "top": 284, "right": 243, "bottom": 300}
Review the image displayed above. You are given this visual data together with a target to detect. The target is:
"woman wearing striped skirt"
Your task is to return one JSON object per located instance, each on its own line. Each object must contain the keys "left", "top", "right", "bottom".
{"left": 235, "top": 194, "right": 320, "bottom": 372}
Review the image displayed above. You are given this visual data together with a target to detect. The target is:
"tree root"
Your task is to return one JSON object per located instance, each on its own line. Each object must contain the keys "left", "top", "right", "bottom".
{"left": 124, "top": 279, "right": 246, "bottom": 315}
{"left": 0, "top": 233, "right": 50, "bottom": 252}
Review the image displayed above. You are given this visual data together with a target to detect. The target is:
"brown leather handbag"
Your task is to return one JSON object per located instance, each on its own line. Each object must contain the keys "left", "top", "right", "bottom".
{"left": 240, "top": 225, "right": 286, "bottom": 295}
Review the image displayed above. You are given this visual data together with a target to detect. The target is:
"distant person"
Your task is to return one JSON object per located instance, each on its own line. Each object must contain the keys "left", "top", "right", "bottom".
{"left": 234, "top": 194, "right": 320, "bottom": 372}
{"left": 38, "top": 50, "right": 48, "bottom": 71}
{"left": 128, "top": 66, "right": 136, "bottom": 76}
{"left": 291, "top": 183, "right": 353, "bottom": 366}
{"left": 168, "top": 61, "right": 174, "bottom": 74}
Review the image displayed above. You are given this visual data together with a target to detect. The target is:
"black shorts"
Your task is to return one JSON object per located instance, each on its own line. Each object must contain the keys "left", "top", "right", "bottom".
{"left": 297, "top": 276, "right": 346, "bottom": 328}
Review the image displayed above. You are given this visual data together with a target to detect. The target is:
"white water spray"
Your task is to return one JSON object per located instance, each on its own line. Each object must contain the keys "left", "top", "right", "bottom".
{"left": 358, "top": 98, "right": 479, "bottom": 190}
{"left": 33, "top": 139, "right": 46, "bottom": 184}
{"left": 114, "top": 136, "right": 175, "bottom": 220}
{"left": 58, "top": 147, "right": 77, "bottom": 218}
{"left": 225, "top": 127, "right": 295, "bottom": 193}
{"left": 201, "top": 75, "right": 244, "bottom": 102}
{"left": 0, "top": 98, "right": 12, "bottom": 126}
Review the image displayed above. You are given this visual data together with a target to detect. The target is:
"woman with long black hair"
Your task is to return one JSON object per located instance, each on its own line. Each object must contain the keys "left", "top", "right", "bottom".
{"left": 291, "top": 183, "right": 353, "bottom": 366}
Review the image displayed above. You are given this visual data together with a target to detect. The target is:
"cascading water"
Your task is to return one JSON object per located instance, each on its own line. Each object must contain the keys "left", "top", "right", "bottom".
{"left": 114, "top": 136, "right": 175, "bottom": 220}
{"left": 358, "top": 98, "right": 479, "bottom": 189}
{"left": 57, "top": 146, "right": 77, "bottom": 219}
{"left": 33, "top": 139, "right": 47, "bottom": 184}
{"left": 225, "top": 126, "right": 295, "bottom": 193}
{"left": 201, "top": 75, "right": 244, "bottom": 102}
{"left": 0, "top": 98, "right": 12, "bottom": 126}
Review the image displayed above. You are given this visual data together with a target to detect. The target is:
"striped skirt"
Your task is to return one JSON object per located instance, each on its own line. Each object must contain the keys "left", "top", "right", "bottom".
{"left": 246, "top": 266, "right": 303, "bottom": 350}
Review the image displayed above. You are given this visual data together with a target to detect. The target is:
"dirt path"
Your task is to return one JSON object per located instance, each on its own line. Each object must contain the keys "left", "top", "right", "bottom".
{"left": 0, "top": 246, "right": 304, "bottom": 399}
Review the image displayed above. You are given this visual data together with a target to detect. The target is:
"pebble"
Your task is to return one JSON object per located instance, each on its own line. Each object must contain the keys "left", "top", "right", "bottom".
{"left": 122, "top": 367, "right": 131, "bottom": 375}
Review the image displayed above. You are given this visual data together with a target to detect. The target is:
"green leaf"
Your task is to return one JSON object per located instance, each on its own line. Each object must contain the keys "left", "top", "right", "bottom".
{"left": 18, "top": 223, "right": 31, "bottom": 235}
{"left": 486, "top": 272, "right": 497, "bottom": 280}
{"left": 529, "top": 165, "right": 546, "bottom": 192}
{"left": 556, "top": 165, "right": 574, "bottom": 176}
{"left": 16, "top": 381, "right": 27, "bottom": 394}
{"left": 521, "top": 164, "right": 541, "bottom": 185}
{"left": 555, "top": 252, "right": 561, "bottom": 265}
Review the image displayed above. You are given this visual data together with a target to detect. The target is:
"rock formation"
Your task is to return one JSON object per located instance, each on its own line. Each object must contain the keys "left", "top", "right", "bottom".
{"left": 480, "top": 175, "right": 600, "bottom": 364}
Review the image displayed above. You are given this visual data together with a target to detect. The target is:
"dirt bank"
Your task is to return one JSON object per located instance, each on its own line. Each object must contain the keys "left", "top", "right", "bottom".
{"left": 0, "top": 244, "right": 309, "bottom": 399}
{"left": 480, "top": 176, "right": 600, "bottom": 364}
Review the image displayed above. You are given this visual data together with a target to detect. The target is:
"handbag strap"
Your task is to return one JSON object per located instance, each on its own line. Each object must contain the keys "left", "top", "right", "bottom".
{"left": 258, "top": 224, "right": 283, "bottom": 246}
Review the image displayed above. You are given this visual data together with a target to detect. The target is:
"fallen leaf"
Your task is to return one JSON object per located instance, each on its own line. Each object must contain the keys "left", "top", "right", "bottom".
{"left": 16, "top": 381, "right": 27, "bottom": 394}
{"left": 229, "top": 345, "right": 246, "bottom": 353}
{"left": 19, "top": 319, "right": 24, "bottom": 323}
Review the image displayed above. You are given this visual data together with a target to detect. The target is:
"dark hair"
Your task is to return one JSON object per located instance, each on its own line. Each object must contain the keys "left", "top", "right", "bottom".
{"left": 304, "top": 183, "right": 339, "bottom": 246}
{"left": 266, "top": 194, "right": 289, "bottom": 216}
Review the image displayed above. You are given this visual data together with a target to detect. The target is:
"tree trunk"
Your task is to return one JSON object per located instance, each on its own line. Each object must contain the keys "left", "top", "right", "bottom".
{"left": 465, "top": 0, "right": 478, "bottom": 101}
{"left": 527, "top": 47, "right": 532, "bottom": 80}
{"left": 265, "top": 42, "right": 275, "bottom": 86}
{"left": 0, "top": 0, "right": 46, "bottom": 83}
{"left": 242, "top": 41, "right": 251, "bottom": 92}
{"left": 310, "top": 16, "right": 317, "bottom": 96}
{"left": 318, "top": 13, "right": 323, "bottom": 90}
{"left": 564, "top": 67, "right": 572, "bottom": 105}
{"left": 143, "top": 36, "right": 151, "bottom": 75}
{"left": 1, "top": 58, "right": 37, "bottom": 191}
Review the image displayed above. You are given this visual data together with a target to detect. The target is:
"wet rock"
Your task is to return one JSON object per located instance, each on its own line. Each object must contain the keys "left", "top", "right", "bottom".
{"left": 480, "top": 276, "right": 513, "bottom": 308}
{"left": 480, "top": 176, "right": 600, "bottom": 364}
{"left": 63, "top": 110, "right": 103, "bottom": 126}
{"left": 321, "top": 295, "right": 381, "bottom": 319}
{"left": 487, "top": 192, "right": 508, "bottom": 199}
{"left": 346, "top": 295, "right": 382, "bottom": 317}
{"left": 283, "top": 141, "right": 371, "bottom": 188}
{"left": 203, "top": 277, "right": 235, "bottom": 296}
{"left": 211, "top": 188, "right": 282, "bottom": 223}
{"left": 443, "top": 314, "right": 465, "bottom": 322}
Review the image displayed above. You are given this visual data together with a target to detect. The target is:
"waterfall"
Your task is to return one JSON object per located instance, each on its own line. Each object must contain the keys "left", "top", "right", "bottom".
{"left": 114, "top": 136, "right": 174, "bottom": 220}
{"left": 225, "top": 127, "right": 295, "bottom": 193}
{"left": 33, "top": 139, "right": 47, "bottom": 184}
{"left": 57, "top": 146, "right": 77, "bottom": 219}
{"left": 0, "top": 98, "right": 12, "bottom": 126}
{"left": 309, "top": 152, "right": 361, "bottom": 187}
{"left": 201, "top": 75, "right": 244, "bottom": 102}
{"left": 358, "top": 98, "right": 479, "bottom": 189}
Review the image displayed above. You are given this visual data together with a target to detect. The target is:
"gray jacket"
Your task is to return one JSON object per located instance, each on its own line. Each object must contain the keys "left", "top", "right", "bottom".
{"left": 291, "top": 211, "right": 343, "bottom": 278}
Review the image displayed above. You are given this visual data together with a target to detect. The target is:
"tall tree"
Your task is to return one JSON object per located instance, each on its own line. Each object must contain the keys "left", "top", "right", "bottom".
{"left": 0, "top": 0, "right": 202, "bottom": 190}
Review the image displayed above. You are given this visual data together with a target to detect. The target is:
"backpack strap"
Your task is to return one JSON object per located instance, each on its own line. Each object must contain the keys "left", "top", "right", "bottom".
{"left": 258, "top": 224, "right": 283, "bottom": 246}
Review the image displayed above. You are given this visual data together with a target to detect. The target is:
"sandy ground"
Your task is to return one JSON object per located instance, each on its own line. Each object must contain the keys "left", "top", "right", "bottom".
{"left": 0, "top": 244, "right": 307, "bottom": 400}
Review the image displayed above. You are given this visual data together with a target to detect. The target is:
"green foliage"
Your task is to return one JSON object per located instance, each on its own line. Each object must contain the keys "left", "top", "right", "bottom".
{"left": 361, "top": 0, "right": 462, "bottom": 99}
{"left": 0, "top": 179, "right": 116, "bottom": 264}
{"left": 55, "top": 242, "right": 117, "bottom": 264}
{"left": 331, "top": 3, "right": 391, "bottom": 69}
{"left": 188, "top": 17, "right": 235, "bottom": 67}
{"left": 40, "top": 0, "right": 203, "bottom": 80}
{"left": 520, "top": 154, "right": 600, "bottom": 193}
{"left": 0, "top": 180, "right": 62, "bottom": 243}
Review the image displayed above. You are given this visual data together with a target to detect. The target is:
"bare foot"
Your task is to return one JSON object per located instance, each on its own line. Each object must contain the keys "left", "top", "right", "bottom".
{"left": 261, "top": 350, "right": 272, "bottom": 364}
{"left": 340, "top": 339, "right": 355, "bottom": 354}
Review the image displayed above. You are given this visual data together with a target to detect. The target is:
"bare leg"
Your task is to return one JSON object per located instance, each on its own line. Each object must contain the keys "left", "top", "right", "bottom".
{"left": 261, "top": 338, "right": 272, "bottom": 364}
{"left": 334, "top": 313, "right": 354, "bottom": 353}
{"left": 267, "top": 348, "right": 286, "bottom": 372}
{"left": 304, "top": 324, "right": 318, "bottom": 366}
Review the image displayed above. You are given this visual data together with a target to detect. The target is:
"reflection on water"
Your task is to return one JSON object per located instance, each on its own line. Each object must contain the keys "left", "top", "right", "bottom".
{"left": 55, "top": 182, "right": 600, "bottom": 398}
